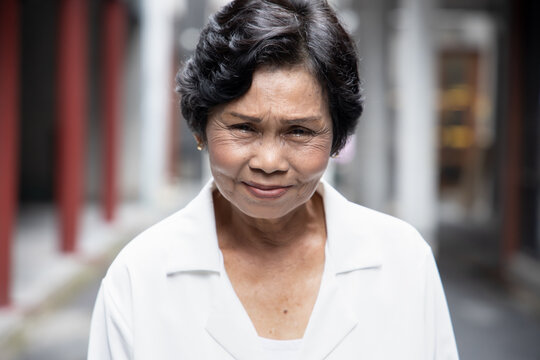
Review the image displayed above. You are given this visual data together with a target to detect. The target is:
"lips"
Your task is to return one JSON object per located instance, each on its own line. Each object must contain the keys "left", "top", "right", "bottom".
{"left": 242, "top": 181, "right": 292, "bottom": 199}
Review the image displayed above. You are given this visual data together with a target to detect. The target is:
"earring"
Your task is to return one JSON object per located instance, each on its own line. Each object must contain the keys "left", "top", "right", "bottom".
{"left": 197, "top": 143, "right": 204, "bottom": 151}
{"left": 331, "top": 152, "right": 339, "bottom": 158}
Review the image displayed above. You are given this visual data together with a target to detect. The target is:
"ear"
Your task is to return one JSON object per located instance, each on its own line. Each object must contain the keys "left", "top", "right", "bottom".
{"left": 193, "top": 133, "right": 205, "bottom": 151}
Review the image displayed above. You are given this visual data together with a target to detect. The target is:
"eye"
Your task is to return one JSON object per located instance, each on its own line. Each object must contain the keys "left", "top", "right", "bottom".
{"left": 287, "top": 127, "right": 315, "bottom": 137}
{"left": 230, "top": 123, "right": 256, "bottom": 133}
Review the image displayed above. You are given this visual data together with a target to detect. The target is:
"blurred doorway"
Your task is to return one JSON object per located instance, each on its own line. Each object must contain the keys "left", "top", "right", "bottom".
{"left": 435, "top": 11, "right": 500, "bottom": 270}
{"left": 438, "top": 50, "right": 495, "bottom": 224}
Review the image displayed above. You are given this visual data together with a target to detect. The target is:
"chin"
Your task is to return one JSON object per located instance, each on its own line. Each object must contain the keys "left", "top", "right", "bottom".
{"left": 235, "top": 202, "right": 296, "bottom": 220}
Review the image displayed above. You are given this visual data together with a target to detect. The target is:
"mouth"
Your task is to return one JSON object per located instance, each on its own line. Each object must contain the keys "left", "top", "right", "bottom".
{"left": 242, "top": 181, "right": 292, "bottom": 199}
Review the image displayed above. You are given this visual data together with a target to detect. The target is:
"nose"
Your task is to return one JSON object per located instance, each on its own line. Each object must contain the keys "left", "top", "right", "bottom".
{"left": 248, "top": 138, "right": 289, "bottom": 174}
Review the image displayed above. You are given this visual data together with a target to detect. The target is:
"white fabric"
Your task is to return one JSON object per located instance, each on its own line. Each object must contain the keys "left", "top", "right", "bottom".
{"left": 258, "top": 337, "right": 303, "bottom": 360}
{"left": 88, "top": 180, "right": 459, "bottom": 360}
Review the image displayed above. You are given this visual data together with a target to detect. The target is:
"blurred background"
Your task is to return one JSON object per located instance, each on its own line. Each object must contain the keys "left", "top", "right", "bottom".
{"left": 0, "top": 0, "right": 539, "bottom": 359}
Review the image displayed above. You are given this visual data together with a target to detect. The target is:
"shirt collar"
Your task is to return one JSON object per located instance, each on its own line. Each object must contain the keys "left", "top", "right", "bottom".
{"left": 165, "top": 179, "right": 382, "bottom": 276}
{"left": 319, "top": 180, "right": 383, "bottom": 273}
{"left": 165, "top": 180, "right": 222, "bottom": 275}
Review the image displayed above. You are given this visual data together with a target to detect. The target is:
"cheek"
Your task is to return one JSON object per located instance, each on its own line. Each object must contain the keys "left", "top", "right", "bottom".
{"left": 291, "top": 139, "right": 332, "bottom": 179}
{"left": 207, "top": 140, "right": 249, "bottom": 177}
{"left": 301, "top": 156, "right": 330, "bottom": 179}
{"left": 286, "top": 152, "right": 328, "bottom": 184}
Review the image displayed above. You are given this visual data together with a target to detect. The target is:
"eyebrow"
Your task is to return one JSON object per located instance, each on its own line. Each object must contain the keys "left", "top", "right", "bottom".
{"left": 228, "top": 112, "right": 322, "bottom": 124}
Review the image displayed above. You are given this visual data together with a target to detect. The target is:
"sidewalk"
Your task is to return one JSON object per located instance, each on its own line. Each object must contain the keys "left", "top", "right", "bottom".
{"left": 0, "top": 181, "right": 201, "bottom": 360}
{"left": 438, "top": 222, "right": 540, "bottom": 359}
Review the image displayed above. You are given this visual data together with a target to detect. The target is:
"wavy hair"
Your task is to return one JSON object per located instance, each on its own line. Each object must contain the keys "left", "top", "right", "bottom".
{"left": 176, "top": 0, "right": 363, "bottom": 155}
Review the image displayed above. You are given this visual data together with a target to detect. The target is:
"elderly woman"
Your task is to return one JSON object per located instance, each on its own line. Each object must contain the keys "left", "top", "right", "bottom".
{"left": 88, "top": 0, "right": 459, "bottom": 359}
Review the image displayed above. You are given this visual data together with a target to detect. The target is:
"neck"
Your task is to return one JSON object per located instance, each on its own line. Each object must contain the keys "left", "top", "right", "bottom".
{"left": 213, "top": 190, "right": 326, "bottom": 257}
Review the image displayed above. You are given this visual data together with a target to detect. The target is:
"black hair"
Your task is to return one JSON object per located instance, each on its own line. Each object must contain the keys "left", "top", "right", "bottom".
{"left": 176, "top": 0, "right": 363, "bottom": 155}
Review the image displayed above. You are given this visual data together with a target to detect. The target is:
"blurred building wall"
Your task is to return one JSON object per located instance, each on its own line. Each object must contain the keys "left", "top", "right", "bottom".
{"left": 332, "top": 0, "right": 540, "bottom": 283}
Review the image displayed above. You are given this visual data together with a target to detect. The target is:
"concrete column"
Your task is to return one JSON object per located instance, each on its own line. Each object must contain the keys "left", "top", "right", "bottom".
{"left": 395, "top": 0, "right": 439, "bottom": 250}
{"left": 139, "top": 0, "right": 178, "bottom": 204}
{"left": 353, "top": 0, "right": 390, "bottom": 211}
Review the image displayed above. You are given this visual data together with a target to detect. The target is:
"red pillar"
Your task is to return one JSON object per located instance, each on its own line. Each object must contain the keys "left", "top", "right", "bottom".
{"left": 502, "top": 0, "right": 524, "bottom": 261}
{"left": 57, "top": 0, "right": 88, "bottom": 253}
{"left": 0, "top": 0, "right": 20, "bottom": 307}
{"left": 102, "top": 0, "right": 127, "bottom": 222}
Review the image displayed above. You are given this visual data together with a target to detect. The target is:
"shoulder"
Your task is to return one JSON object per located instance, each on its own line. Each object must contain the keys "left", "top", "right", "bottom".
{"left": 356, "top": 204, "right": 432, "bottom": 261}
{"left": 104, "top": 182, "right": 217, "bottom": 281}
{"left": 322, "top": 181, "right": 432, "bottom": 267}
{"left": 114, "top": 210, "right": 190, "bottom": 265}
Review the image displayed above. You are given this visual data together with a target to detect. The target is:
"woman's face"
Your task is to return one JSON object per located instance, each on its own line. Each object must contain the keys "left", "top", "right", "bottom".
{"left": 206, "top": 65, "right": 333, "bottom": 220}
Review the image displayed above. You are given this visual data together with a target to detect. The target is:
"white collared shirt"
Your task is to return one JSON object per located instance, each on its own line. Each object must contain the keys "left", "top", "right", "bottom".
{"left": 88, "top": 180, "right": 459, "bottom": 359}
{"left": 258, "top": 336, "right": 303, "bottom": 360}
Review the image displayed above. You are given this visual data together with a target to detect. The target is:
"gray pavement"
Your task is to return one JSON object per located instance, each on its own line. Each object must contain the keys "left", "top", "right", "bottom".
{"left": 438, "top": 222, "right": 540, "bottom": 360}
{"left": 0, "top": 181, "right": 202, "bottom": 360}
{"left": 16, "top": 268, "right": 103, "bottom": 360}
